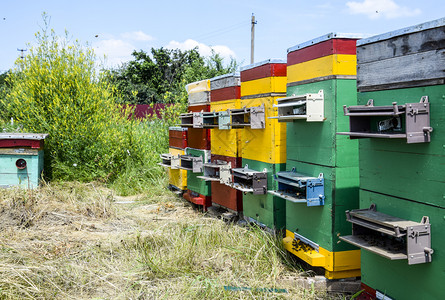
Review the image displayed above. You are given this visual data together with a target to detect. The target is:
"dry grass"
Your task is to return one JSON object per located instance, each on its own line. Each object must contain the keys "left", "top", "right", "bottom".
{"left": 0, "top": 182, "right": 347, "bottom": 299}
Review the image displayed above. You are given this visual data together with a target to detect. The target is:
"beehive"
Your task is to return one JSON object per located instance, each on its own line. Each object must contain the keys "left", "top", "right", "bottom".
{"left": 167, "top": 147, "right": 187, "bottom": 192}
{"left": 183, "top": 147, "right": 212, "bottom": 209}
{"left": 338, "top": 18, "right": 445, "bottom": 299}
{"left": 279, "top": 34, "right": 362, "bottom": 279}
{"left": 0, "top": 133, "right": 48, "bottom": 189}
{"left": 237, "top": 59, "right": 288, "bottom": 230}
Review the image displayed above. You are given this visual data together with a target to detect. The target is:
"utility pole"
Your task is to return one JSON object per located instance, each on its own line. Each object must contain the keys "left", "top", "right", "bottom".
{"left": 251, "top": 14, "right": 257, "bottom": 64}
{"left": 17, "top": 48, "right": 27, "bottom": 59}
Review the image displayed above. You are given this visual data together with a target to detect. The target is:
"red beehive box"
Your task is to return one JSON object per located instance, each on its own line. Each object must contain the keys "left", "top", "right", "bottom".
{"left": 210, "top": 154, "right": 243, "bottom": 212}
{"left": 186, "top": 105, "right": 211, "bottom": 150}
{"left": 168, "top": 127, "right": 188, "bottom": 150}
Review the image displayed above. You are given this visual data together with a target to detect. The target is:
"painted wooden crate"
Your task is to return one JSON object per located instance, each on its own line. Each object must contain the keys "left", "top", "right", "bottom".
{"left": 167, "top": 147, "right": 187, "bottom": 192}
{"left": 240, "top": 59, "right": 287, "bottom": 165}
{"left": 210, "top": 73, "right": 240, "bottom": 103}
{"left": 210, "top": 99, "right": 241, "bottom": 158}
{"left": 186, "top": 105, "right": 211, "bottom": 150}
{"left": 186, "top": 79, "right": 210, "bottom": 106}
{"left": 282, "top": 159, "right": 360, "bottom": 279}
{"left": 285, "top": 79, "right": 359, "bottom": 167}
{"left": 287, "top": 33, "right": 360, "bottom": 85}
{"left": 357, "top": 190, "right": 444, "bottom": 300}
{"left": 240, "top": 59, "right": 287, "bottom": 97}
{"left": 240, "top": 158, "right": 286, "bottom": 230}
{"left": 185, "top": 148, "right": 211, "bottom": 197}
{"left": 0, "top": 133, "right": 48, "bottom": 189}
{"left": 209, "top": 154, "right": 243, "bottom": 213}
{"left": 168, "top": 127, "right": 188, "bottom": 150}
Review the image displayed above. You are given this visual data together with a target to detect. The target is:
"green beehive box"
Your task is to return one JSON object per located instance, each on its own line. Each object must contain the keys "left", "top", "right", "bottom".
{"left": 286, "top": 79, "right": 359, "bottom": 168}
{"left": 0, "top": 133, "right": 48, "bottom": 189}
{"left": 355, "top": 85, "right": 445, "bottom": 208}
{"left": 358, "top": 190, "right": 444, "bottom": 300}
{"left": 337, "top": 18, "right": 445, "bottom": 298}
{"left": 284, "top": 160, "right": 359, "bottom": 252}
{"left": 240, "top": 158, "right": 286, "bottom": 230}
{"left": 185, "top": 148, "right": 211, "bottom": 196}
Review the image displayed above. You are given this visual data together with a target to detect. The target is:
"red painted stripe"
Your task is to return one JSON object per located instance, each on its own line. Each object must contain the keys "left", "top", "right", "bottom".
{"left": 241, "top": 63, "right": 287, "bottom": 82}
{"left": 358, "top": 283, "right": 376, "bottom": 300}
{"left": 187, "top": 104, "right": 210, "bottom": 112}
{"left": 0, "top": 139, "right": 43, "bottom": 149}
{"left": 188, "top": 128, "right": 210, "bottom": 150}
{"left": 210, "top": 86, "right": 241, "bottom": 102}
{"left": 287, "top": 38, "right": 357, "bottom": 66}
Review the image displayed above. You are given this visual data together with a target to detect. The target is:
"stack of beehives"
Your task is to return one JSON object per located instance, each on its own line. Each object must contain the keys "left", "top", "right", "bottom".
{"left": 160, "top": 17, "right": 445, "bottom": 299}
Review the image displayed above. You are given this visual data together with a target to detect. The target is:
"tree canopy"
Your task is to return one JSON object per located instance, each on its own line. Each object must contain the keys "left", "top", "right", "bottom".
{"left": 109, "top": 47, "right": 238, "bottom": 104}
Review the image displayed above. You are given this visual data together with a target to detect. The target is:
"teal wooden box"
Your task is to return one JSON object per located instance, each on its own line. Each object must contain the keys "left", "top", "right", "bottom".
{"left": 0, "top": 133, "right": 48, "bottom": 189}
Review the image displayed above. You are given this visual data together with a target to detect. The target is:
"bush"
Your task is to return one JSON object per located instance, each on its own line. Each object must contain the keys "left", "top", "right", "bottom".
{"left": 1, "top": 16, "right": 184, "bottom": 190}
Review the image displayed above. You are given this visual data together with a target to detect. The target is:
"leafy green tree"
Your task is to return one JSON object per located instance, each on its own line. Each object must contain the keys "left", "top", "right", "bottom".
{"left": 110, "top": 47, "right": 238, "bottom": 104}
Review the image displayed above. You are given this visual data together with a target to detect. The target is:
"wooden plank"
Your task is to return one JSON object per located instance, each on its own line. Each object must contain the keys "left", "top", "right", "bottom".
{"left": 211, "top": 181, "right": 243, "bottom": 212}
{"left": 210, "top": 74, "right": 240, "bottom": 90}
{"left": 187, "top": 104, "right": 210, "bottom": 112}
{"left": 241, "top": 77, "right": 286, "bottom": 97}
{"left": 288, "top": 39, "right": 358, "bottom": 66}
{"left": 357, "top": 49, "right": 445, "bottom": 91}
{"left": 241, "top": 63, "right": 286, "bottom": 82}
{"left": 339, "top": 235, "right": 407, "bottom": 260}
{"left": 357, "top": 26, "right": 445, "bottom": 64}
{"left": 210, "top": 86, "right": 241, "bottom": 102}
{"left": 287, "top": 54, "right": 357, "bottom": 84}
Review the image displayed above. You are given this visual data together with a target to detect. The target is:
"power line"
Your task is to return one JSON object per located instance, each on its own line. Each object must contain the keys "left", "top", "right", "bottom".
{"left": 192, "top": 20, "right": 250, "bottom": 41}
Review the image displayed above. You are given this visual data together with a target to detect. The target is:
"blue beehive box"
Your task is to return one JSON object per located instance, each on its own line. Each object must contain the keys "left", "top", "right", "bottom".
{"left": 0, "top": 133, "right": 48, "bottom": 189}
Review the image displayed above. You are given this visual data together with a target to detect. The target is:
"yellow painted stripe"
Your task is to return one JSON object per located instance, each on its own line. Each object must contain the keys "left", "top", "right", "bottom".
{"left": 210, "top": 98, "right": 240, "bottom": 112}
{"left": 168, "top": 148, "right": 187, "bottom": 189}
{"left": 241, "top": 77, "right": 287, "bottom": 97}
{"left": 186, "top": 79, "right": 210, "bottom": 93}
{"left": 240, "top": 97, "right": 286, "bottom": 164}
{"left": 284, "top": 230, "right": 361, "bottom": 279}
{"left": 287, "top": 54, "right": 357, "bottom": 84}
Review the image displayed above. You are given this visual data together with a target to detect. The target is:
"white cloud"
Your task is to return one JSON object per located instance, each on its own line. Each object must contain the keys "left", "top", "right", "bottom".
{"left": 93, "top": 39, "right": 135, "bottom": 67}
{"left": 165, "top": 39, "right": 236, "bottom": 60}
{"left": 346, "top": 0, "right": 421, "bottom": 19}
{"left": 121, "top": 31, "right": 154, "bottom": 42}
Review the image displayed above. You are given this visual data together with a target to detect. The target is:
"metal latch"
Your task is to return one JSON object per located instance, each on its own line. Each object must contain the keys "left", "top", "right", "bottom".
{"left": 197, "top": 160, "right": 232, "bottom": 185}
{"left": 230, "top": 164, "right": 268, "bottom": 195}
{"left": 340, "top": 204, "right": 433, "bottom": 265}
{"left": 268, "top": 168, "right": 325, "bottom": 206}
{"left": 337, "top": 96, "right": 432, "bottom": 143}
{"left": 270, "top": 90, "right": 324, "bottom": 122}
{"left": 158, "top": 153, "right": 180, "bottom": 169}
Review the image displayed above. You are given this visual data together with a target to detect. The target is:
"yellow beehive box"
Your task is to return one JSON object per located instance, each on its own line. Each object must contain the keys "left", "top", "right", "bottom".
{"left": 168, "top": 147, "right": 187, "bottom": 190}
{"left": 210, "top": 99, "right": 241, "bottom": 158}
{"left": 239, "top": 96, "right": 286, "bottom": 164}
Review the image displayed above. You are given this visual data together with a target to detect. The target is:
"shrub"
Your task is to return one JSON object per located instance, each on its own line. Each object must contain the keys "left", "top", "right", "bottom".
{"left": 1, "top": 16, "right": 183, "bottom": 189}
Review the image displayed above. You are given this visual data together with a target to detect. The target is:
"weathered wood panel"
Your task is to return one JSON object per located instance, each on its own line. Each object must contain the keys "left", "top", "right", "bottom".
{"left": 357, "top": 26, "right": 445, "bottom": 64}
{"left": 357, "top": 49, "right": 445, "bottom": 91}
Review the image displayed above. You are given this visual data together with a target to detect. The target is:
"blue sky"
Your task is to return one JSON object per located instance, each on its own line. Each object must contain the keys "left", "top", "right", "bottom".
{"left": 0, "top": 0, "right": 443, "bottom": 72}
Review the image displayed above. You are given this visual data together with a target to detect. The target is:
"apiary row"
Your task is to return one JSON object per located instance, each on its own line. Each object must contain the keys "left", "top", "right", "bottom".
{"left": 161, "top": 17, "right": 445, "bottom": 299}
